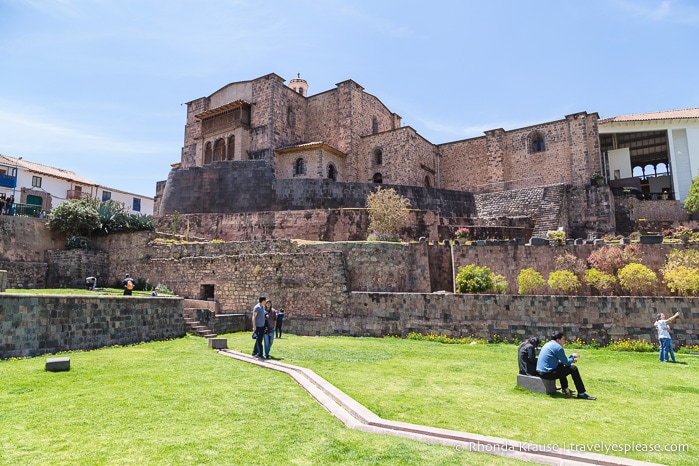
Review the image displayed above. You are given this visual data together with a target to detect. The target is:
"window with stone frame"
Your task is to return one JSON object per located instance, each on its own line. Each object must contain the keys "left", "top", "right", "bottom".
{"left": 227, "top": 136, "right": 235, "bottom": 160}
{"left": 373, "top": 148, "right": 383, "bottom": 165}
{"left": 204, "top": 142, "right": 213, "bottom": 164}
{"left": 372, "top": 117, "right": 379, "bottom": 134}
{"left": 287, "top": 106, "right": 296, "bottom": 127}
{"left": 213, "top": 138, "right": 225, "bottom": 161}
{"left": 294, "top": 158, "right": 306, "bottom": 176}
{"left": 424, "top": 175, "right": 431, "bottom": 188}
{"left": 530, "top": 131, "right": 546, "bottom": 153}
{"left": 373, "top": 172, "right": 383, "bottom": 184}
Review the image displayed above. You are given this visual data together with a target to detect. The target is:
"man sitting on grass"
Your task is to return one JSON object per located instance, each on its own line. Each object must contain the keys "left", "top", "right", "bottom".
{"left": 536, "top": 331, "right": 596, "bottom": 400}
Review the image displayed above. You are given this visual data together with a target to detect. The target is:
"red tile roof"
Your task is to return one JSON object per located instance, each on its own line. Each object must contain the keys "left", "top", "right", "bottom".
{"left": 599, "top": 108, "right": 699, "bottom": 124}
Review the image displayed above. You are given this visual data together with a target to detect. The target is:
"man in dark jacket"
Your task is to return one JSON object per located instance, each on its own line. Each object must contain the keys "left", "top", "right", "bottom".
{"left": 518, "top": 336, "right": 540, "bottom": 376}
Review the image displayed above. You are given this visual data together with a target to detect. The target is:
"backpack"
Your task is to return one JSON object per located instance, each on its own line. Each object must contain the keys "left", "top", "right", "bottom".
{"left": 127, "top": 280, "right": 134, "bottom": 290}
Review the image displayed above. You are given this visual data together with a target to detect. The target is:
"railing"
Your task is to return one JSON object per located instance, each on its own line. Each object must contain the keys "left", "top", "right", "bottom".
{"left": 0, "top": 173, "right": 15, "bottom": 188}
{"left": 4, "top": 203, "right": 42, "bottom": 217}
{"left": 66, "top": 190, "right": 88, "bottom": 200}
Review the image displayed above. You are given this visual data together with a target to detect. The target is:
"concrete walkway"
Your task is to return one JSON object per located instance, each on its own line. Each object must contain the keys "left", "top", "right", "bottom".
{"left": 218, "top": 349, "right": 660, "bottom": 466}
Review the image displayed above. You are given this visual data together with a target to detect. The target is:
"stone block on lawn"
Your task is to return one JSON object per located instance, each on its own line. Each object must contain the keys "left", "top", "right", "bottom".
{"left": 208, "top": 338, "right": 228, "bottom": 349}
{"left": 517, "top": 374, "right": 557, "bottom": 394}
{"left": 46, "top": 357, "right": 70, "bottom": 372}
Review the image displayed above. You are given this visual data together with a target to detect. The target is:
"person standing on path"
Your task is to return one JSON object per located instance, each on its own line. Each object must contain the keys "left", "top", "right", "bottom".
{"left": 252, "top": 296, "right": 267, "bottom": 358}
{"left": 263, "top": 300, "right": 277, "bottom": 359}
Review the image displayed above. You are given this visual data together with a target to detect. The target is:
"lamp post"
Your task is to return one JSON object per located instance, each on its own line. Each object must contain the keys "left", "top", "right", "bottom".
{"left": 11, "top": 157, "right": 22, "bottom": 215}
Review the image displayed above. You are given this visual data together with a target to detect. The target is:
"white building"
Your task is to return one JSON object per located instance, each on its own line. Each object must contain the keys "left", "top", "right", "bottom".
{"left": 0, "top": 154, "right": 153, "bottom": 216}
{"left": 599, "top": 108, "right": 699, "bottom": 202}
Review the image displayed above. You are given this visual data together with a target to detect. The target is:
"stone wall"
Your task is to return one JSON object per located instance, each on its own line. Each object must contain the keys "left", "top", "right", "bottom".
{"left": 0, "top": 215, "right": 64, "bottom": 262}
{"left": 283, "top": 292, "right": 699, "bottom": 346}
{"left": 45, "top": 249, "right": 110, "bottom": 288}
{"left": 0, "top": 295, "right": 184, "bottom": 359}
{"left": 0, "top": 261, "right": 48, "bottom": 289}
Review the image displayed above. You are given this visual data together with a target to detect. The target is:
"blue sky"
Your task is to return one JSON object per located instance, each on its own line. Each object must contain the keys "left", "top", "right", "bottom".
{"left": 1, "top": 0, "right": 698, "bottom": 196}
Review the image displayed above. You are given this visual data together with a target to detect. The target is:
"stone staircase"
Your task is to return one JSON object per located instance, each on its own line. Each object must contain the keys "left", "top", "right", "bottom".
{"left": 183, "top": 299, "right": 217, "bottom": 338}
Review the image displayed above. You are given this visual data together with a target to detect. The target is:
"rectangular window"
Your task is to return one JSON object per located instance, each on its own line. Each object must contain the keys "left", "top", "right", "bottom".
{"left": 102, "top": 191, "right": 112, "bottom": 202}
{"left": 32, "top": 176, "right": 42, "bottom": 188}
{"left": 133, "top": 197, "right": 141, "bottom": 212}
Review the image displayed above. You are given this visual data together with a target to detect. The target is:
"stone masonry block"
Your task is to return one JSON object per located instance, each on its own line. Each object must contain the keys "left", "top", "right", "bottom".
{"left": 517, "top": 374, "right": 557, "bottom": 394}
{"left": 46, "top": 357, "right": 71, "bottom": 372}
{"left": 208, "top": 338, "right": 228, "bottom": 349}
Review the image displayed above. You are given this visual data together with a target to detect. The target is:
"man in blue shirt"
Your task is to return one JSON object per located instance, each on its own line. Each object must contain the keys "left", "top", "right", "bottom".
{"left": 536, "top": 331, "right": 596, "bottom": 400}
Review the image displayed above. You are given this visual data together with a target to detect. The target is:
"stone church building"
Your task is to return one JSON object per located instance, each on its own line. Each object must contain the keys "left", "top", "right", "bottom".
{"left": 153, "top": 73, "right": 617, "bottom": 241}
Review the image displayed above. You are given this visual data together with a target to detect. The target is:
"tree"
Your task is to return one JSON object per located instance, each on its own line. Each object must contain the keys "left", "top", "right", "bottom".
{"left": 366, "top": 187, "right": 411, "bottom": 241}
{"left": 684, "top": 172, "right": 699, "bottom": 214}
{"left": 46, "top": 198, "right": 101, "bottom": 237}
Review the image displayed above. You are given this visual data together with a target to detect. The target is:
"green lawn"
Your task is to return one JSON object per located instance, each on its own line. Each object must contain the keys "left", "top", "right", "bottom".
{"left": 2, "top": 333, "right": 697, "bottom": 465}
{"left": 0, "top": 335, "right": 520, "bottom": 465}
{"left": 225, "top": 332, "right": 698, "bottom": 466}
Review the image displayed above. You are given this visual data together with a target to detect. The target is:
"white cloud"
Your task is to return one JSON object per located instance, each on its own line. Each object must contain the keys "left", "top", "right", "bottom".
{"left": 616, "top": 0, "right": 699, "bottom": 25}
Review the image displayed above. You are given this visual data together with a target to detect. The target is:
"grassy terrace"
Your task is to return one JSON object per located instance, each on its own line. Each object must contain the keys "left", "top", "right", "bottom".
{"left": 2, "top": 330, "right": 697, "bottom": 465}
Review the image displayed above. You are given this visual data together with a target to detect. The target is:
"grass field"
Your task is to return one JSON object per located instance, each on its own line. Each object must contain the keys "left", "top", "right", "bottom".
{"left": 1, "top": 335, "right": 521, "bottom": 465}
{"left": 2, "top": 333, "right": 697, "bottom": 465}
{"left": 224, "top": 332, "right": 698, "bottom": 466}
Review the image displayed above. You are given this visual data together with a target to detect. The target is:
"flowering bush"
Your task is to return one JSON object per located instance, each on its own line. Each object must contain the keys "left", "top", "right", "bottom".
{"left": 517, "top": 268, "right": 546, "bottom": 295}
{"left": 554, "top": 252, "right": 587, "bottom": 277}
{"left": 661, "top": 248, "right": 699, "bottom": 274}
{"left": 587, "top": 245, "right": 641, "bottom": 275}
{"left": 546, "top": 229, "right": 566, "bottom": 245}
{"left": 548, "top": 270, "right": 581, "bottom": 295}
{"left": 455, "top": 264, "right": 503, "bottom": 294}
{"left": 663, "top": 266, "right": 699, "bottom": 296}
{"left": 607, "top": 338, "right": 657, "bottom": 352}
{"left": 584, "top": 268, "right": 617, "bottom": 294}
{"left": 618, "top": 263, "right": 657, "bottom": 295}
{"left": 454, "top": 227, "right": 471, "bottom": 239}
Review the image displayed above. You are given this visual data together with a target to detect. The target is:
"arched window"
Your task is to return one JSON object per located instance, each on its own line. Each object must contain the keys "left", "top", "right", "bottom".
{"left": 372, "top": 116, "right": 379, "bottom": 134}
{"left": 327, "top": 163, "right": 337, "bottom": 181}
{"left": 373, "top": 173, "right": 383, "bottom": 184}
{"left": 287, "top": 106, "right": 296, "bottom": 127}
{"left": 373, "top": 148, "right": 383, "bottom": 165}
{"left": 294, "top": 158, "right": 306, "bottom": 176}
{"left": 204, "top": 142, "right": 213, "bottom": 164}
{"left": 644, "top": 164, "right": 656, "bottom": 178}
{"left": 530, "top": 131, "right": 545, "bottom": 153}
{"left": 226, "top": 136, "right": 235, "bottom": 160}
{"left": 214, "top": 139, "right": 225, "bottom": 161}
{"left": 424, "top": 175, "right": 431, "bottom": 188}
{"left": 632, "top": 166, "right": 643, "bottom": 177}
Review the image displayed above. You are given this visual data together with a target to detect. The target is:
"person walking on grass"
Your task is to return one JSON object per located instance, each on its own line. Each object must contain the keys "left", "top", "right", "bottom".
{"left": 655, "top": 312, "right": 680, "bottom": 362}
{"left": 536, "top": 331, "right": 596, "bottom": 400}
{"left": 252, "top": 296, "right": 267, "bottom": 358}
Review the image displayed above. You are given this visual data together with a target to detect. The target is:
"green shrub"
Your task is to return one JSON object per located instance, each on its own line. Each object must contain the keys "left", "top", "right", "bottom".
{"left": 546, "top": 229, "right": 565, "bottom": 245}
{"left": 455, "top": 265, "right": 498, "bottom": 294}
{"left": 517, "top": 268, "right": 546, "bottom": 295}
{"left": 547, "top": 270, "right": 581, "bottom": 294}
{"left": 584, "top": 268, "right": 617, "bottom": 294}
{"left": 618, "top": 263, "right": 657, "bottom": 295}
{"left": 491, "top": 273, "right": 509, "bottom": 294}
{"left": 663, "top": 266, "right": 699, "bottom": 296}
